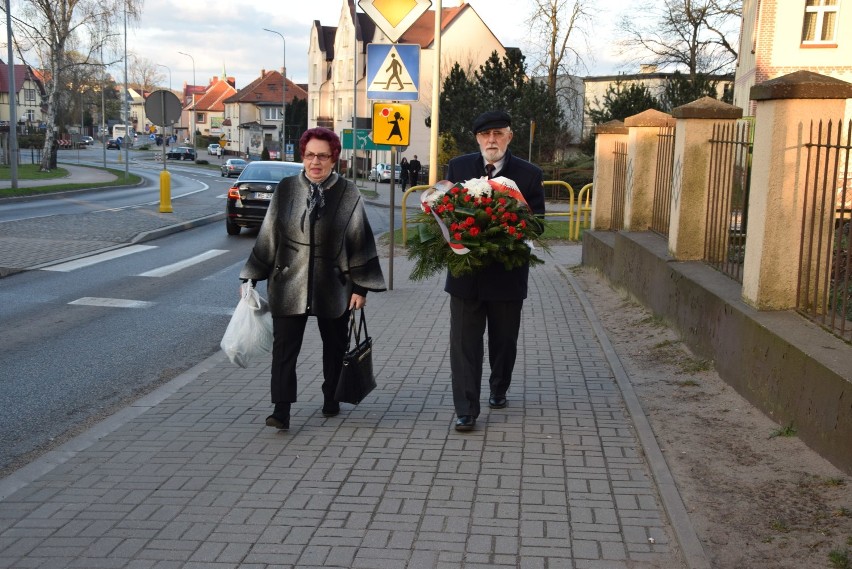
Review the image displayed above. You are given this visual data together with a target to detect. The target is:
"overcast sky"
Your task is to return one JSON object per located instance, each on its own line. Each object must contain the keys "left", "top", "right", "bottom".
{"left": 120, "top": 0, "right": 636, "bottom": 90}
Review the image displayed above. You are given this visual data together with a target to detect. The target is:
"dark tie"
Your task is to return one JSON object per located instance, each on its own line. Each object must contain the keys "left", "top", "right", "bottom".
{"left": 485, "top": 164, "right": 496, "bottom": 179}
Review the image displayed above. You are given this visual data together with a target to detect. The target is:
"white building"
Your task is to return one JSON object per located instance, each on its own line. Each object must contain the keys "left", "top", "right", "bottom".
{"left": 308, "top": 0, "right": 506, "bottom": 173}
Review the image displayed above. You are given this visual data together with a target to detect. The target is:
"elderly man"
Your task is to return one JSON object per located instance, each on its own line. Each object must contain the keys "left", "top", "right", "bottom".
{"left": 444, "top": 110, "right": 546, "bottom": 432}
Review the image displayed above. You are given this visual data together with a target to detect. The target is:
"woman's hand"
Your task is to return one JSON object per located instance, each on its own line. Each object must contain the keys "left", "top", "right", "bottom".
{"left": 349, "top": 293, "right": 366, "bottom": 310}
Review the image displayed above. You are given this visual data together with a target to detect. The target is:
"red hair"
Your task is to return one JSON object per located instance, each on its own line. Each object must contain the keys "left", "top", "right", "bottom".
{"left": 299, "top": 127, "right": 341, "bottom": 161}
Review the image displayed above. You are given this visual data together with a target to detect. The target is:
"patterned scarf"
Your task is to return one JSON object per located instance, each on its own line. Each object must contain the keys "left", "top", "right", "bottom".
{"left": 306, "top": 182, "right": 326, "bottom": 214}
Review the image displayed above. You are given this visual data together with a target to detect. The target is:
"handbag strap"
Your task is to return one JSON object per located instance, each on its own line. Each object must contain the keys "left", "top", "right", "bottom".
{"left": 345, "top": 308, "right": 368, "bottom": 350}
{"left": 358, "top": 308, "right": 369, "bottom": 340}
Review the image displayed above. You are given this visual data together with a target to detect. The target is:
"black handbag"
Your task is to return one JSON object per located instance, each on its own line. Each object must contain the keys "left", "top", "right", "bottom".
{"left": 334, "top": 309, "right": 376, "bottom": 404}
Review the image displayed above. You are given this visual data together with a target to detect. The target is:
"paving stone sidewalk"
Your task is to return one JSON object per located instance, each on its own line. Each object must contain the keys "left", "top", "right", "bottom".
{"left": 0, "top": 247, "right": 704, "bottom": 569}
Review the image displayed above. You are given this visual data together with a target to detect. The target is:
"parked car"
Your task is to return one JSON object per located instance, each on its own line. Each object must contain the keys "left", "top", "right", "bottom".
{"left": 221, "top": 158, "right": 247, "bottom": 178}
{"left": 368, "top": 163, "right": 402, "bottom": 183}
{"left": 106, "top": 138, "right": 120, "bottom": 149}
{"left": 226, "top": 161, "right": 303, "bottom": 235}
{"left": 166, "top": 146, "right": 197, "bottom": 161}
{"left": 207, "top": 143, "right": 221, "bottom": 156}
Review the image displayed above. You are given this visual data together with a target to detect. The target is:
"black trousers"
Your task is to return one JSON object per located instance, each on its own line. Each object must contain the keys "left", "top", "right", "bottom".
{"left": 270, "top": 312, "right": 349, "bottom": 404}
{"left": 449, "top": 296, "right": 523, "bottom": 418}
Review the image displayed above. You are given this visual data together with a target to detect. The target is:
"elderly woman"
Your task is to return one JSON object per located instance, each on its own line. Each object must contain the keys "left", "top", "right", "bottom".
{"left": 240, "top": 127, "right": 386, "bottom": 430}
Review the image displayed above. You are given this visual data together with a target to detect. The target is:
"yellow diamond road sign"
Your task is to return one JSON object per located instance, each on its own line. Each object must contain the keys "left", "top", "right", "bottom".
{"left": 372, "top": 103, "right": 411, "bottom": 147}
{"left": 359, "top": 0, "right": 432, "bottom": 43}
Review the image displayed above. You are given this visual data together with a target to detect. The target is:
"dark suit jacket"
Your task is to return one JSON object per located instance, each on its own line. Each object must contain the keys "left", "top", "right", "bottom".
{"left": 444, "top": 150, "right": 545, "bottom": 301}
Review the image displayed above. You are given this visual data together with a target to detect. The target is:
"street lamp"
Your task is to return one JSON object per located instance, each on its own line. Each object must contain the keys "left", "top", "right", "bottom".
{"left": 157, "top": 63, "right": 172, "bottom": 91}
{"left": 157, "top": 63, "right": 173, "bottom": 144}
{"left": 122, "top": 2, "right": 129, "bottom": 178}
{"left": 178, "top": 51, "right": 195, "bottom": 148}
{"left": 263, "top": 28, "right": 286, "bottom": 161}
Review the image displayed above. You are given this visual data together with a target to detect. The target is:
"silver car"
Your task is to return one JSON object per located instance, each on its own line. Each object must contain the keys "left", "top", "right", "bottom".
{"left": 221, "top": 158, "right": 247, "bottom": 178}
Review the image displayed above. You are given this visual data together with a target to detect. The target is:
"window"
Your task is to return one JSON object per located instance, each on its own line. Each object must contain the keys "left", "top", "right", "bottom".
{"left": 195, "top": 112, "right": 205, "bottom": 123}
{"left": 25, "top": 109, "right": 35, "bottom": 122}
{"left": 802, "top": 0, "right": 839, "bottom": 43}
{"left": 264, "top": 107, "right": 282, "bottom": 121}
{"left": 312, "top": 64, "right": 318, "bottom": 84}
{"left": 24, "top": 88, "right": 36, "bottom": 102}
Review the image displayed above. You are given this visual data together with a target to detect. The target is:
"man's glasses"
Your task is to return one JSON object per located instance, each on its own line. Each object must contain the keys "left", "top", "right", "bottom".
{"left": 304, "top": 152, "right": 333, "bottom": 162}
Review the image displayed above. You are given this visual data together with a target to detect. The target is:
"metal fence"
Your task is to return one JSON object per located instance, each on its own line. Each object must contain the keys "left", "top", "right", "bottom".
{"left": 704, "top": 120, "right": 753, "bottom": 283}
{"left": 611, "top": 141, "right": 628, "bottom": 231}
{"left": 797, "top": 118, "right": 852, "bottom": 342}
{"left": 650, "top": 126, "right": 676, "bottom": 236}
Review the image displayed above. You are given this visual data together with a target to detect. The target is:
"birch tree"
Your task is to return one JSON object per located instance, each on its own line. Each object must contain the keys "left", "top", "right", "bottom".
{"left": 4, "top": 0, "right": 142, "bottom": 170}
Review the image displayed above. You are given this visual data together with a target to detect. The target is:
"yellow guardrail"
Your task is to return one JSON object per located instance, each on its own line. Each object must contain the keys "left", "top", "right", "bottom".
{"left": 400, "top": 181, "right": 593, "bottom": 244}
{"left": 543, "top": 181, "right": 593, "bottom": 241}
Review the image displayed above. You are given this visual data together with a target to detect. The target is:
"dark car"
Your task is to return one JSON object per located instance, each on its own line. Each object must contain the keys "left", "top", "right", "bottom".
{"left": 220, "top": 158, "right": 247, "bottom": 178}
{"left": 226, "top": 161, "right": 303, "bottom": 235}
{"left": 166, "top": 146, "right": 197, "bottom": 161}
{"left": 106, "top": 138, "right": 120, "bottom": 149}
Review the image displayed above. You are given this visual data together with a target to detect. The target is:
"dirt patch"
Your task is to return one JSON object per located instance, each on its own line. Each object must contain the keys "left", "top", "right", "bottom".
{"left": 571, "top": 266, "right": 852, "bottom": 569}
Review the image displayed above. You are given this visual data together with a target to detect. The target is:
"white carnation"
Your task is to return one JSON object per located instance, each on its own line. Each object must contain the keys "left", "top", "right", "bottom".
{"left": 463, "top": 177, "right": 493, "bottom": 198}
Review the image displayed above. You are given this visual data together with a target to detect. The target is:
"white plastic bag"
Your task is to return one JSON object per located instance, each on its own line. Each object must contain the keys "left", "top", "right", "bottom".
{"left": 220, "top": 284, "right": 274, "bottom": 368}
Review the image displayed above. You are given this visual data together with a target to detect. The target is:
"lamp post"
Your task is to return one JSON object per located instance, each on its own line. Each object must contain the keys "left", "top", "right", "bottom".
{"left": 122, "top": 2, "right": 129, "bottom": 178}
{"left": 178, "top": 51, "right": 195, "bottom": 148}
{"left": 5, "top": 0, "right": 17, "bottom": 187}
{"left": 263, "top": 28, "right": 286, "bottom": 161}
{"left": 157, "top": 63, "right": 172, "bottom": 143}
{"left": 157, "top": 63, "right": 172, "bottom": 91}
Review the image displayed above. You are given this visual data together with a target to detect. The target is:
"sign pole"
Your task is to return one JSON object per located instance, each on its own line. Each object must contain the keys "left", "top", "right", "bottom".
{"left": 389, "top": 145, "right": 397, "bottom": 290}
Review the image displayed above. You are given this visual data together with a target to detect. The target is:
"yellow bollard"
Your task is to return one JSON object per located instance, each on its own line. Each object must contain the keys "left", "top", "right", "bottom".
{"left": 159, "top": 169, "right": 173, "bottom": 213}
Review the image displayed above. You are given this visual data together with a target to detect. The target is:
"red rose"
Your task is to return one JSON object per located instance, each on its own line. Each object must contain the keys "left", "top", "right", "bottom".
{"left": 469, "top": 226, "right": 480, "bottom": 237}
{"left": 453, "top": 232, "right": 462, "bottom": 240}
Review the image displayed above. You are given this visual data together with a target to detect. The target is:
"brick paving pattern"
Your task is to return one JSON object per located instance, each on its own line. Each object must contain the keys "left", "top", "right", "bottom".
{"left": 0, "top": 166, "right": 699, "bottom": 567}
{"left": 0, "top": 249, "right": 687, "bottom": 568}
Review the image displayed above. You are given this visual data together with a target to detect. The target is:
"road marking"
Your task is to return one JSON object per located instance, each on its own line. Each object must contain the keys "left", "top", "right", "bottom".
{"left": 42, "top": 245, "right": 157, "bottom": 272}
{"left": 137, "top": 249, "right": 229, "bottom": 277}
{"left": 68, "top": 297, "right": 153, "bottom": 308}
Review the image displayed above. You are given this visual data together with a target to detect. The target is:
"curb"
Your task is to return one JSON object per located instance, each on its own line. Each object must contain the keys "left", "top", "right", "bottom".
{"left": 561, "top": 266, "right": 712, "bottom": 569}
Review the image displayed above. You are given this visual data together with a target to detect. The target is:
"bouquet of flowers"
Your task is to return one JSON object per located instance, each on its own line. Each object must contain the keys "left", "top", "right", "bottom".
{"left": 407, "top": 176, "right": 548, "bottom": 281}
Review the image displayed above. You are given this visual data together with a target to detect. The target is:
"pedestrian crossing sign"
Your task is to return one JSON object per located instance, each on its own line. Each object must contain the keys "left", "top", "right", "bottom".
{"left": 366, "top": 44, "right": 420, "bottom": 101}
{"left": 372, "top": 103, "right": 411, "bottom": 147}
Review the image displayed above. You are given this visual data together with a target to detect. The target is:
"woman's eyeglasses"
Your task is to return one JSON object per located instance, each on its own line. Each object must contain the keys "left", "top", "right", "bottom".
{"left": 304, "top": 152, "right": 332, "bottom": 162}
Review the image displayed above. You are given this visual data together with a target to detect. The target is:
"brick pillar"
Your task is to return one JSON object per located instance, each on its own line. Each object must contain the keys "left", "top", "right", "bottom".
{"left": 591, "top": 120, "right": 627, "bottom": 230}
{"left": 623, "top": 109, "right": 675, "bottom": 231}
{"left": 743, "top": 71, "right": 852, "bottom": 309}
{"left": 668, "top": 97, "right": 743, "bottom": 260}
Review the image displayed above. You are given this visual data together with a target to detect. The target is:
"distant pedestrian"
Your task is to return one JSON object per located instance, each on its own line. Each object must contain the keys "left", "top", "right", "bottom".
{"left": 409, "top": 155, "right": 421, "bottom": 187}
{"left": 400, "top": 157, "right": 410, "bottom": 192}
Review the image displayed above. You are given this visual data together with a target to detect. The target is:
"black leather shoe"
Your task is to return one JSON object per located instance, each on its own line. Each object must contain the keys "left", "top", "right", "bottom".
{"left": 488, "top": 394, "right": 507, "bottom": 409}
{"left": 454, "top": 415, "right": 476, "bottom": 431}
{"left": 322, "top": 401, "right": 340, "bottom": 417}
{"left": 265, "top": 414, "right": 289, "bottom": 430}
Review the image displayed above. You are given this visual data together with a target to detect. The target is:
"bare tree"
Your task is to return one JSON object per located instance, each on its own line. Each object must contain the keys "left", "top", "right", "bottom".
{"left": 526, "top": 0, "right": 592, "bottom": 97}
{"left": 3, "top": 0, "right": 142, "bottom": 170}
{"left": 617, "top": 0, "right": 741, "bottom": 76}
{"left": 525, "top": 0, "right": 593, "bottom": 146}
{"left": 129, "top": 56, "right": 165, "bottom": 93}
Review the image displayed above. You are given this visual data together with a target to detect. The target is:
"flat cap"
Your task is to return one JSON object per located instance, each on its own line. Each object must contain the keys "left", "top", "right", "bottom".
{"left": 472, "top": 110, "right": 512, "bottom": 134}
